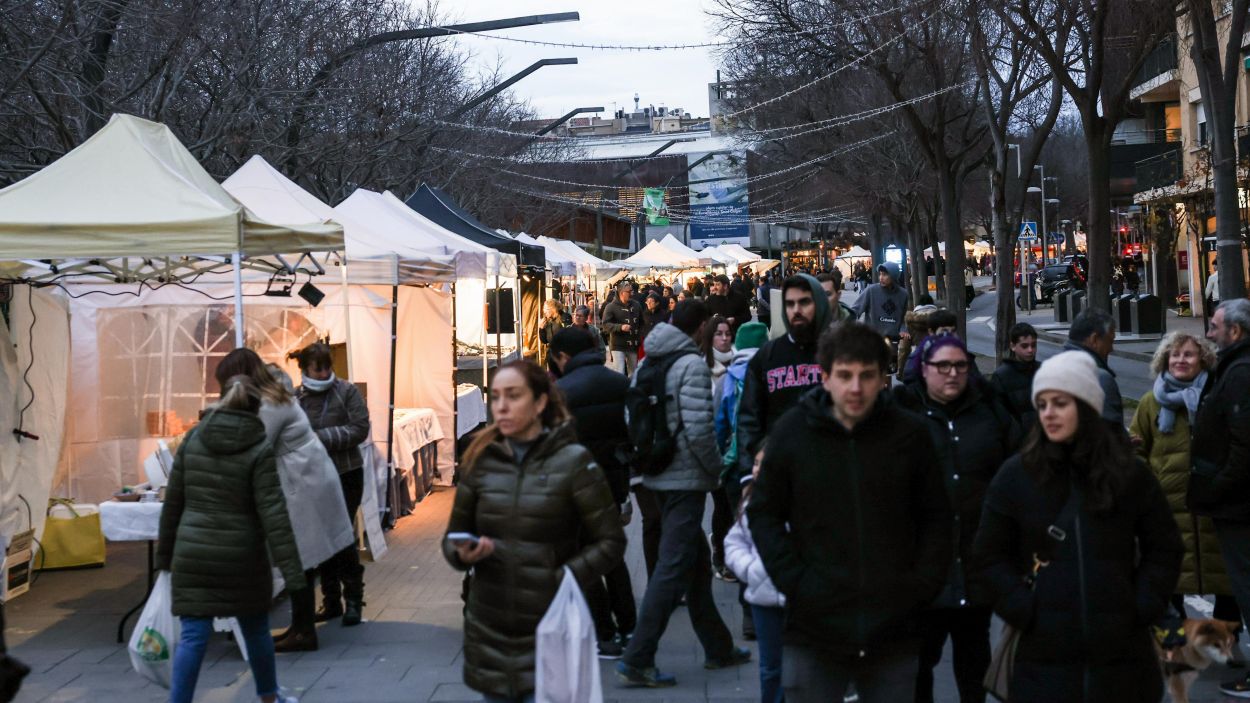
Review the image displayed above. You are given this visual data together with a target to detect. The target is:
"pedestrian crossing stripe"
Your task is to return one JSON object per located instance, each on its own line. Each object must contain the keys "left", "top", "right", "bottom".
{"left": 970, "top": 316, "right": 991, "bottom": 324}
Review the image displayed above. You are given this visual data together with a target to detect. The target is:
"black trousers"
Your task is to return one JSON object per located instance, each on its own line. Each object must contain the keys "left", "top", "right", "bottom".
{"left": 621, "top": 490, "right": 734, "bottom": 669}
{"left": 585, "top": 554, "right": 638, "bottom": 641}
{"left": 632, "top": 484, "right": 662, "bottom": 580}
{"left": 915, "top": 606, "right": 992, "bottom": 703}
{"left": 319, "top": 468, "right": 366, "bottom": 604}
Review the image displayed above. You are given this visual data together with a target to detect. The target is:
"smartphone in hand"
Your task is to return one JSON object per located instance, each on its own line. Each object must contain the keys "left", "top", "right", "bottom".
{"left": 446, "top": 532, "right": 480, "bottom": 547}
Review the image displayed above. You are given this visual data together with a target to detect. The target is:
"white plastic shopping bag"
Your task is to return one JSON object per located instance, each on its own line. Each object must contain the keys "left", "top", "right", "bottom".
{"left": 128, "top": 571, "right": 180, "bottom": 688}
{"left": 535, "top": 567, "right": 603, "bottom": 703}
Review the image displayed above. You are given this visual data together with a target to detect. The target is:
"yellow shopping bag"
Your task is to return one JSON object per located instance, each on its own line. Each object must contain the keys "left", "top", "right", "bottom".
{"left": 39, "top": 499, "right": 105, "bottom": 570}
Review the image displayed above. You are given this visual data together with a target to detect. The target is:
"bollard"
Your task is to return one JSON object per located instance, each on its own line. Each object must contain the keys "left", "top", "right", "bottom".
{"left": 1131, "top": 294, "right": 1164, "bottom": 335}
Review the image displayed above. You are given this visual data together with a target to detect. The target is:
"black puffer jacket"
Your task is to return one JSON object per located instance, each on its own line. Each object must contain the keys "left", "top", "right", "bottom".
{"left": 443, "top": 422, "right": 625, "bottom": 700}
{"left": 893, "top": 384, "right": 1020, "bottom": 608}
{"left": 1189, "top": 338, "right": 1250, "bottom": 520}
{"left": 600, "top": 297, "right": 643, "bottom": 351}
{"left": 156, "top": 409, "right": 306, "bottom": 617}
{"left": 989, "top": 357, "right": 1040, "bottom": 429}
{"left": 556, "top": 349, "right": 630, "bottom": 503}
{"left": 297, "top": 378, "right": 370, "bottom": 474}
{"left": 972, "top": 452, "right": 1181, "bottom": 703}
{"left": 748, "top": 389, "right": 952, "bottom": 657}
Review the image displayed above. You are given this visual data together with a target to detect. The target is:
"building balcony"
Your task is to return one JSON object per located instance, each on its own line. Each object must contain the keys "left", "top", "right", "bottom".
{"left": 1130, "top": 35, "right": 1180, "bottom": 102}
{"left": 1134, "top": 146, "right": 1183, "bottom": 193}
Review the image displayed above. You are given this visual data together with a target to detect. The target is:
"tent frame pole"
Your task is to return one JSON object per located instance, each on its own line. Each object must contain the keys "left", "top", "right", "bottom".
{"left": 383, "top": 284, "right": 398, "bottom": 529}
{"left": 450, "top": 283, "right": 459, "bottom": 481}
{"left": 232, "top": 251, "right": 245, "bottom": 348}
{"left": 495, "top": 274, "right": 502, "bottom": 373}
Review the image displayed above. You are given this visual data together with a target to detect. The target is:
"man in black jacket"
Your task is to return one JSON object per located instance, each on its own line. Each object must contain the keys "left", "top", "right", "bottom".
{"left": 707, "top": 274, "right": 752, "bottom": 333}
{"left": 1190, "top": 299, "right": 1250, "bottom": 697}
{"left": 748, "top": 322, "right": 952, "bottom": 703}
{"left": 1062, "top": 309, "right": 1124, "bottom": 428}
{"left": 990, "top": 322, "right": 1040, "bottom": 429}
{"left": 601, "top": 281, "right": 643, "bottom": 375}
{"left": 550, "top": 327, "right": 637, "bottom": 659}
{"left": 733, "top": 274, "right": 831, "bottom": 496}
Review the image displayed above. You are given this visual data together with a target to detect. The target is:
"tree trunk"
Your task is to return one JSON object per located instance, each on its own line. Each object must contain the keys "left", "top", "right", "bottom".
{"left": 937, "top": 162, "right": 967, "bottom": 340}
{"left": 991, "top": 159, "right": 1017, "bottom": 364}
{"left": 1084, "top": 120, "right": 1115, "bottom": 312}
{"left": 81, "top": 0, "right": 130, "bottom": 135}
{"left": 1211, "top": 107, "right": 1248, "bottom": 302}
{"left": 908, "top": 224, "right": 926, "bottom": 302}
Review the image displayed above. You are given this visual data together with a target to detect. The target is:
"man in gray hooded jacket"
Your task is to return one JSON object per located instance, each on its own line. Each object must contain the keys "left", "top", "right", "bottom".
{"left": 852, "top": 261, "right": 911, "bottom": 340}
{"left": 618, "top": 299, "right": 750, "bottom": 688}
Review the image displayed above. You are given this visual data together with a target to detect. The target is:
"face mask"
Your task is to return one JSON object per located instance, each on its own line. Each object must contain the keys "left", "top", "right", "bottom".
{"left": 302, "top": 371, "right": 336, "bottom": 392}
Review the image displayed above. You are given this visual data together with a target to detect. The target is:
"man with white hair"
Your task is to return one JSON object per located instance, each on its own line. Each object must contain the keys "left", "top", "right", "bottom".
{"left": 1190, "top": 298, "right": 1250, "bottom": 698}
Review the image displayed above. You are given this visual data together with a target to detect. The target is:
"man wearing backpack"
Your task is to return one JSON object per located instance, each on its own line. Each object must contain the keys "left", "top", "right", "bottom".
{"left": 617, "top": 300, "right": 751, "bottom": 688}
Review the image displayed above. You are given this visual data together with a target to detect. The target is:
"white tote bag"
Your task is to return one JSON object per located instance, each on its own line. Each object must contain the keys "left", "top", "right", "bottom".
{"left": 128, "top": 571, "right": 180, "bottom": 688}
{"left": 535, "top": 567, "right": 603, "bottom": 703}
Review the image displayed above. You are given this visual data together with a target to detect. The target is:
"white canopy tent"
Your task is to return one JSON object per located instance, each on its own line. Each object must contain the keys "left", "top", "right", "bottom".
{"left": 0, "top": 117, "right": 342, "bottom": 544}
{"left": 658, "top": 234, "right": 718, "bottom": 267}
{"left": 513, "top": 232, "right": 578, "bottom": 278}
{"left": 833, "top": 245, "right": 874, "bottom": 278}
{"left": 225, "top": 159, "right": 464, "bottom": 492}
{"left": 618, "top": 238, "right": 698, "bottom": 270}
{"left": 718, "top": 243, "right": 762, "bottom": 263}
{"left": 700, "top": 246, "right": 743, "bottom": 266}
{"left": 923, "top": 241, "right": 992, "bottom": 258}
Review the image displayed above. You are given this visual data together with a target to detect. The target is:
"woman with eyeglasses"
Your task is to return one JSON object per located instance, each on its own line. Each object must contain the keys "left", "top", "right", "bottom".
{"left": 893, "top": 335, "right": 1022, "bottom": 703}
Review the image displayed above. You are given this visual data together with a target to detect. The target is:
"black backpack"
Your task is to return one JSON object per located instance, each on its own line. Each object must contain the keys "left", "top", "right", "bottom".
{"left": 625, "top": 351, "right": 696, "bottom": 476}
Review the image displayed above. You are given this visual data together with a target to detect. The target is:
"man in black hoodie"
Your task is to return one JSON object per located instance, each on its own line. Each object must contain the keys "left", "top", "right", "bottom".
{"left": 989, "top": 322, "right": 1040, "bottom": 428}
{"left": 733, "top": 274, "right": 831, "bottom": 494}
{"left": 550, "top": 327, "right": 637, "bottom": 659}
{"left": 748, "top": 322, "right": 952, "bottom": 703}
{"left": 707, "top": 274, "right": 752, "bottom": 333}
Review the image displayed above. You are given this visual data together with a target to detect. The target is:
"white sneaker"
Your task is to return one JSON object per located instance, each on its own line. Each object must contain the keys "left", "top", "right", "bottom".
{"left": 273, "top": 687, "right": 300, "bottom": 703}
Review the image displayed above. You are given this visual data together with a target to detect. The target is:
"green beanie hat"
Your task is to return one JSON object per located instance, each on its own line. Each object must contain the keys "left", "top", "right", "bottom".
{"left": 734, "top": 321, "right": 769, "bottom": 351}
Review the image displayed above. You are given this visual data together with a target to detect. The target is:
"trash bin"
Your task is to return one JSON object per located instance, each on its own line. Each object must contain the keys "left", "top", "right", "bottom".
{"left": 1067, "top": 289, "right": 1086, "bottom": 322}
{"left": 1054, "top": 289, "right": 1072, "bottom": 323}
{"left": 1116, "top": 294, "right": 1135, "bottom": 335}
{"left": 1131, "top": 294, "right": 1163, "bottom": 335}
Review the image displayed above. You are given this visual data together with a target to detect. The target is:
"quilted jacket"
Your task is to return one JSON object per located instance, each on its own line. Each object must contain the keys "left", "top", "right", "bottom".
{"left": 442, "top": 422, "right": 625, "bottom": 700}
{"left": 155, "top": 409, "right": 305, "bottom": 617}
{"left": 636, "top": 322, "right": 723, "bottom": 492}
{"left": 297, "top": 378, "right": 369, "bottom": 475}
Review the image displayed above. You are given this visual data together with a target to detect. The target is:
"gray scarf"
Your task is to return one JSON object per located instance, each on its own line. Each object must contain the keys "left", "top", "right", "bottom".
{"left": 1152, "top": 370, "right": 1207, "bottom": 434}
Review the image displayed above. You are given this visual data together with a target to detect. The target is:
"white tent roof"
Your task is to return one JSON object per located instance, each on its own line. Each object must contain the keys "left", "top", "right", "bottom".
{"left": 922, "top": 241, "right": 992, "bottom": 257}
{"left": 659, "top": 234, "right": 715, "bottom": 266}
{"left": 514, "top": 232, "right": 577, "bottom": 277}
{"left": 618, "top": 238, "right": 698, "bottom": 269}
{"left": 0, "top": 115, "right": 342, "bottom": 262}
{"left": 836, "top": 245, "right": 873, "bottom": 260}
{"left": 718, "top": 243, "right": 761, "bottom": 263}
{"left": 335, "top": 190, "right": 511, "bottom": 281}
{"left": 378, "top": 191, "right": 516, "bottom": 279}
{"left": 222, "top": 159, "right": 455, "bottom": 284}
{"left": 700, "top": 245, "right": 742, "bottom": 266}
{"left": 537, "top": 236, "right": 619, "bottom": 273}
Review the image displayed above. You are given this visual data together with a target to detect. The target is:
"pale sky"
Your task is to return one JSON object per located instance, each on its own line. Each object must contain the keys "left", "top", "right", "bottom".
{"left": 439, "top": 0, "right": 724, "bottom": 119}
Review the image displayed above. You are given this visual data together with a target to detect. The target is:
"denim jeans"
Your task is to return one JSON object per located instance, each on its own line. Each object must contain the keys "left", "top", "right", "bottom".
{"left": 606, "top": 349, "right": 638, "bottom": 376}
{"left": 621, "top": 490, "right": 734, "bottom": 669}
{"left": 751, "top": 604, "right": 785, "bottom": 703}
{"left": 170, "top": 613, "right": 277, "bottom": 703}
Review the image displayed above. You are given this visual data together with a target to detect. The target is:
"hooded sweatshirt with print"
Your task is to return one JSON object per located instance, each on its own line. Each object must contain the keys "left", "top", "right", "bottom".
{"left": 734, "top": 273, "right": 831, "bottom": 478}
{"left": 851, "top": 261, "right": 910, "bottom": 338}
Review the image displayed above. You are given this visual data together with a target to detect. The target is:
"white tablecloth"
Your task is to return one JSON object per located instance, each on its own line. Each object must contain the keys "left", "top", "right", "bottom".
{"left": 99, "top": 501, "right": 163, "bottom": 542}
{"left": 391, "top": 407, "right": 443, "bottom": 473}
{"left": 456, "top": 384, "right": 487, "bottom": 438}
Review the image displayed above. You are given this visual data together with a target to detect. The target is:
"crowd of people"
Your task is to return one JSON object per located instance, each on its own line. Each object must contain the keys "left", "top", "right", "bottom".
{"left": 445, "top": 261, "right": 1250, "bottom": 703}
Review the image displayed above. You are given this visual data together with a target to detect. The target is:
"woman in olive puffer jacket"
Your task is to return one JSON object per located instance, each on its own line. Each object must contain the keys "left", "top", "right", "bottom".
{"left": 157, "top": 376, "right": 305, "bottom": 703}
{"left": 444, "top": 360, "right": 626, "bottom": 703}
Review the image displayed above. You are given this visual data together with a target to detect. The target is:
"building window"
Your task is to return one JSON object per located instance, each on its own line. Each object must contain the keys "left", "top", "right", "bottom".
{"left": 1196, "top": 102, "right": 1208, "bottom": 147}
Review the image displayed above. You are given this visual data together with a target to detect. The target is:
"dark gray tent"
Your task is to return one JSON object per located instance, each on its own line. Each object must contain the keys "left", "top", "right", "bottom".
{"left": 405, "top": 184, "right": 545, "bottom": 269}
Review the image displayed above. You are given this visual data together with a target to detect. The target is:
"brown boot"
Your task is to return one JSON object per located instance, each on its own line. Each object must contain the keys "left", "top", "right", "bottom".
{"left": 273, "top": 628, "right": 318, "bottom": 653}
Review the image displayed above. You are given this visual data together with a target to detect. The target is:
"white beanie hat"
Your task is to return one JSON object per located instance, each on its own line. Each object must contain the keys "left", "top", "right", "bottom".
{"left": 1031, "top": 350, "right": 1105, "bottom": 412}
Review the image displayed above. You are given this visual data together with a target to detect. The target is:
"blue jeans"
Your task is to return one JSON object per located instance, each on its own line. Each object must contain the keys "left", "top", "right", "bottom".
{"left": 751, "top": 604, "right": 785, "bottom": 703}
{"left": 170, "top": 613, "right": 277, "bottom": 703}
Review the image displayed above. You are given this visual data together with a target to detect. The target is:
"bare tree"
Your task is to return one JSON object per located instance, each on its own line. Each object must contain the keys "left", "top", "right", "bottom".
{"left": 995, "top": 0, "right": 1177, "bottom": 312}
{"left": 1181, "top": 0, "right": 1249, "bottom": 301}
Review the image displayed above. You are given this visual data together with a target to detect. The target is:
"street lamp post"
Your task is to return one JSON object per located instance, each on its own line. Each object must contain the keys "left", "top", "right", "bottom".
{"left": 1027, "top": 166, "right": 1060, "bottom": 264}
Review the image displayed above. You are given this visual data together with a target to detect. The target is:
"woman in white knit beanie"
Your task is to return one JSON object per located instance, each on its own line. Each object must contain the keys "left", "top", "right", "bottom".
{"left": 972, "top": 350, "right": 1182, "bottom": 703}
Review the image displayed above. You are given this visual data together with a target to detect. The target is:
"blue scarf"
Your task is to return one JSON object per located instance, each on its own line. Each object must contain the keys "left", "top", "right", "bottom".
{"left": 1152, "top": 370, "right": 1206, "bottom": 434}
{"left": 302, "top": 372, "right": 336, "bottom": 394}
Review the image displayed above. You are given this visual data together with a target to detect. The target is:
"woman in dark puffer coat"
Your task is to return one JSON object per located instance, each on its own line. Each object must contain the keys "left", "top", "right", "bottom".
{"left": 156, "top": 375, "right": 306, "bottom": 703}
{"left": 972, "top": 351, "right": 1181, "bottom": 703}
{"left": 443, "top": 359, "right": 626, "bottom": 703}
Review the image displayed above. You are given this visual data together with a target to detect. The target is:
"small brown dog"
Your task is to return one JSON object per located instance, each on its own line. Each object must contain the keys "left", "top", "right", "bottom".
{"left": 1160, "top": 618, "right": 1239, "bottom": 703}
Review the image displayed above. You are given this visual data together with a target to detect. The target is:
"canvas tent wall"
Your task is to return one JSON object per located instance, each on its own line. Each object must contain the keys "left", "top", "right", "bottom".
{"left": 225, "top": 159, "right": 462, "bottom": 489}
